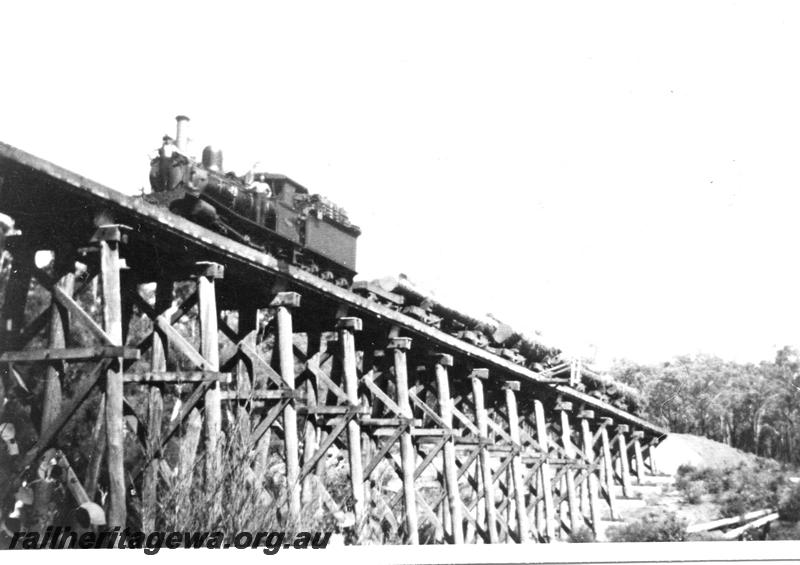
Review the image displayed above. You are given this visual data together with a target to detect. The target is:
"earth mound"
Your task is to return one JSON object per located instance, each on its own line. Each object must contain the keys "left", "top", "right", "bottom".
{"left": 654, "top": 433, "right": 758, "bottom": 475}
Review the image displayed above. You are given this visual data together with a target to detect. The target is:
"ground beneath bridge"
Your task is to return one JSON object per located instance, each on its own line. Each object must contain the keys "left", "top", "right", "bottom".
{"left": 594, "top": 433, "right": 800, "bottom": 541}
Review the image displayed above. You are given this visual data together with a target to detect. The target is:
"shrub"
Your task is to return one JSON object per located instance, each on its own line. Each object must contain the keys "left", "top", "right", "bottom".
{"left": 674, "top": 462, "right": 792, "bottom": 518}
{"left": 683, "top": 482, "right": 705, "bottom": 505}
{"left": 693, "top": 468, "right": 726, "bottom": 494}
{"left": 716, "top": 463, "right": 788, "bottom": 517}
{"left": 719, "top": 495, "right": 748, "bottom": 518}
{"left": 767, "top": 520, "right": 800, "bottom": 540}
{"left": 675, "top": 465, "right": 697, "bottom": 492}
{"left": 606, "top": 511, "right": 688, "bottom": 542}
{"left": 779, "top": 484, "right": 800, "bottom": 521}
{"left": 704, "top": 472, "right": 726, "bottom": 495}
{"left": 568, "top": 526, "right": 596, "bottom": 543}
{"left": 675, "top": 466, "right": 728, "bottom": 499}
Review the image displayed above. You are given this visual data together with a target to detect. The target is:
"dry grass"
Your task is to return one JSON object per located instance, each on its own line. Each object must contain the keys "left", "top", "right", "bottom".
{"left": 156, "top": 412, "right": 331, "bottom": 538}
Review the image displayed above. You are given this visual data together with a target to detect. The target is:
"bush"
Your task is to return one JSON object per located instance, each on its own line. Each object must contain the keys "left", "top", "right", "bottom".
{"left": 716, "top": 463, "right": 788, "bottom": 517}
{"left": 694, "top": 468, "right": 726, "bottom": 494}
{"left": 568, "top": 526, "right": 596, "bottom": 543}
{"left": 767, "top": 520, "right": 800, "bottom": 540}
{"left": 676, "top": 462, "right": 792, "bottom": 518}
{"left": 675, "top": 465, "right": 697, "bottom": 492}
{"left": 683, "top": 482, "right": 705, "bottom": 505}
{"left": 675, "top": 466, "right": 727, "bottom": 500}
{"left": 704, "top": 472, "right": 726, "bottom": 495}
{"left": 719, "top": 495, "right": 749, "bottom": 518}
{"left": 606, "top": 511, "right": 688, "bottom": 542}
{"left": 779, "top": 484, "right": 800, "bottom": 521}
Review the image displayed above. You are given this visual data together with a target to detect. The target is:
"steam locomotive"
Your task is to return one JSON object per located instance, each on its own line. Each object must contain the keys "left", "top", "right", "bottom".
{"left": 146, "top": 116, "right": 360, "bottom": 286}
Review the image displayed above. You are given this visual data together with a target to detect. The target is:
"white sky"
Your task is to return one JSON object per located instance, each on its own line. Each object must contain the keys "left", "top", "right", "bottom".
{"left": 2, "top": 1, "right": 800, "bottom": 367}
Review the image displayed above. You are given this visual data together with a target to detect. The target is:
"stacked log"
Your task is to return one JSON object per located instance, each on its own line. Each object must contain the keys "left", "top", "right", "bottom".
{"left": 368, "top": 275, "right": 562, "bottom": 368}
{"left": 358, "top": 274, "right": 644, "bottom": 415}
{"left": 576, "top": 365, "right": 644, "bottom": 414}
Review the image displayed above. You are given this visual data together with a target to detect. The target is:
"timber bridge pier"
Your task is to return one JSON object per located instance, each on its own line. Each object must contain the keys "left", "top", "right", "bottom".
{"left": 0, "top": 142, "right": 666, "bottom": 544}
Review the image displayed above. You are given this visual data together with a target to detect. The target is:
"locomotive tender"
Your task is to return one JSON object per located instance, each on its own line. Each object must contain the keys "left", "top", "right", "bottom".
{"left": 147, "top": 116, "right": 360, "bottom": 286}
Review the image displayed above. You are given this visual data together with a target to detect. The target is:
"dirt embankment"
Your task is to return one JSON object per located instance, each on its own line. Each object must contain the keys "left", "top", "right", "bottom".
{"left": 613, "top": 433, "right": 800, "bottom": 540}
{"left": 653, "top": 433, "right": 758, "bottom": 475}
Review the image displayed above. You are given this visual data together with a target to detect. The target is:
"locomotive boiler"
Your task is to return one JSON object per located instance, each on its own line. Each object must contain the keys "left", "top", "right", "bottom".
{"left": 146, "top": 116, "right": 360, "bottom": 286}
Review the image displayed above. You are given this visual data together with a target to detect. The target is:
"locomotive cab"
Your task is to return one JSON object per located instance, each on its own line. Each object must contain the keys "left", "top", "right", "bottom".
{"left": 145, "top": 116, "right": 360, "bottom": 285}
{"left": 257, "top": 173, "right": 360, "bottom": 273}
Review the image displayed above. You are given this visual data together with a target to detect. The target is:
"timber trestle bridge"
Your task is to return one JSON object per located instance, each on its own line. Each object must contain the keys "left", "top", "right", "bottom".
{"left": 0, "top": 142, "right": 667, "bottom": 544}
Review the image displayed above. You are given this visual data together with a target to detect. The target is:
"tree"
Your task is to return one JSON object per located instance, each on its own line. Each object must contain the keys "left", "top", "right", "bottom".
{"left": 610, "top": 349, "right": 800, "bottom": 464}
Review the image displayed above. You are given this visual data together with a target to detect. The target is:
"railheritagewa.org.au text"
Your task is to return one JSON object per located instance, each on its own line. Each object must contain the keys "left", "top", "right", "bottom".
{"left": 9, "top": 527, "right": 332, "bottom": 554}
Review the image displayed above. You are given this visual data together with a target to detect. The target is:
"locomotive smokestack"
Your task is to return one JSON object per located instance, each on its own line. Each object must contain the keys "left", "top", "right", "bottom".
{"left": 175, "top": 115, "right": 190, "bottom": 152}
